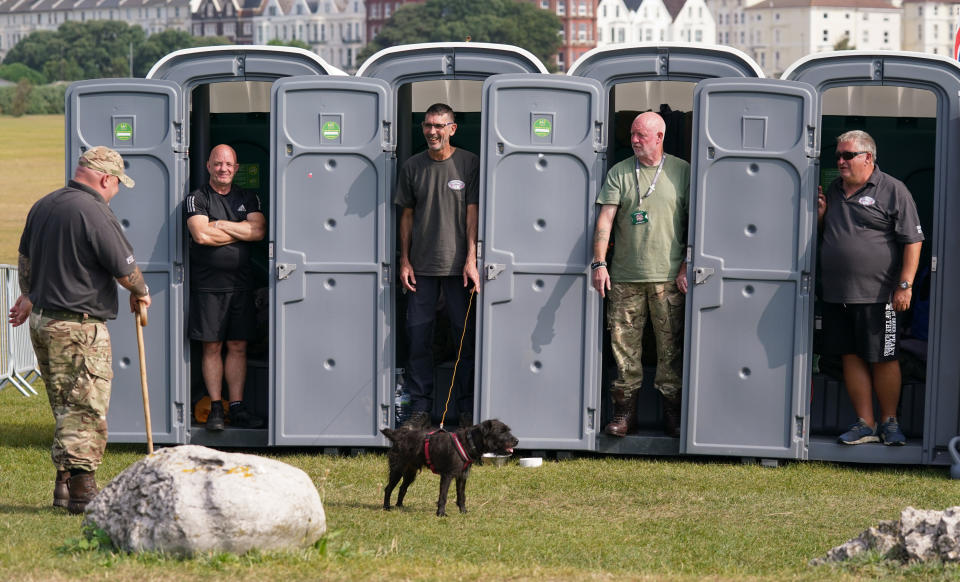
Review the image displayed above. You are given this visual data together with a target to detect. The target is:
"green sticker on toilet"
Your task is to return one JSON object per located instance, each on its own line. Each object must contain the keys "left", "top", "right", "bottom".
{"left": 115, "top": 122, "right": 133, "bottom": 141}
{"left": 322, "top": 121, "right": 341, "bottom": 140}
{"left": 533, "top": 117, "right": 552, "bottom": 137}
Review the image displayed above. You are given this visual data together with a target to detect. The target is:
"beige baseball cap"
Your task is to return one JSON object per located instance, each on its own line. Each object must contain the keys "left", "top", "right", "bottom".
{"left": 78, "top": 146, "right": 135, "bottom": 188}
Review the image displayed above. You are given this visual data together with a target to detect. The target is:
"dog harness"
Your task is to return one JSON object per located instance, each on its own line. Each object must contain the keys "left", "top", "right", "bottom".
{"left": 424, "top": 429, "right": 472, "bottom": 474}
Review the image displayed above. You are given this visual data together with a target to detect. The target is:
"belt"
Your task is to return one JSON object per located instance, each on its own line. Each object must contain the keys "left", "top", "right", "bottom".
{"left": 38, "top": 307, "right": 105, "bottom": 324}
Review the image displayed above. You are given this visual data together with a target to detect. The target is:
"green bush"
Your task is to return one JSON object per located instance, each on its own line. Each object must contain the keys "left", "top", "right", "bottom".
{"left": 0, "top": 83, "right": 66, "bottom": 116}
{"left": 0, "top": 63, "right": 47, "bottom": 85}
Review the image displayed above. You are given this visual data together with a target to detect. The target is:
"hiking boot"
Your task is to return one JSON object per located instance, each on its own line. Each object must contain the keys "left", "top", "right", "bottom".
{"left": 662, "top": 396, "right": 682, "bottom": 438}
{"left": 206, "top": 400, "right": 225, "bottom": 431}
{"left": 838, "top": 418, "right": 879, "bottom": 445}
{"left": 458, "top": 411, "right": 474, "bottom": 428}
{"left": 878, "top": 417, "right": 906, "bottom": 446}
{"left": 605, "top": 389, "right": 638, "bottom": 437}
{"left": 229, "top": 402, "right": 265, "bottom": 429}
{"left": 66, "top": 472, "right": 98, "bottom": 515}
{"left": 401, "top": 410, "right": 431, "bottom": 430}
{"left": 54, "top": 470, "right": 69, "bottom": 509}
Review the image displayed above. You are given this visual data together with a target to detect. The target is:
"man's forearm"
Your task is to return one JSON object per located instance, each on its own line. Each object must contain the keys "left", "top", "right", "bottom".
{"left": 117, "top": 266, "right": 149, "bottom": 297}
{"left": 215, "top": 218, "right": 264, "bottom": 242}
{"left": 17, "top": 253, "right": 30, "bottom": 295}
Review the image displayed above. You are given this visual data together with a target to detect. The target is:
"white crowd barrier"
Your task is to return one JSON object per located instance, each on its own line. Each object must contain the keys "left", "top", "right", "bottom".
{"left": 0, "top": 265, "right": 39, "bottom": 396}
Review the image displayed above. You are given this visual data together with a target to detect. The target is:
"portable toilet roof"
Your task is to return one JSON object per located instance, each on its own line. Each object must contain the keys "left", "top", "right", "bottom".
{"left": 567, "top": 43, "right": 764, "bottom": 83}
{"left": 146, "top": 45, "right": 345, "bottom": 87}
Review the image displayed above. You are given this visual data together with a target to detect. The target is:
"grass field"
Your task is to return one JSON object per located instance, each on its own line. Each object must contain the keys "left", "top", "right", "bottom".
{"left": 0, "top": 115, "right": 65, "bottom": 264}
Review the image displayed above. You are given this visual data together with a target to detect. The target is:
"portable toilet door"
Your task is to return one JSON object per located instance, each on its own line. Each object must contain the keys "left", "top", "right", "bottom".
{"left": 476, "top": 73, "right": 605, "bottom": 451}
{"left": 682, "top": 77, "right": 819, "bottom": 461}
{"left": 784, "top": 51, "right": 960, "bottom": 465}
{"left": 65, "top": 79, "right": 186, "bottom": 445}
{"left": 269, "top": 75, "right": 393, "bottom": 446}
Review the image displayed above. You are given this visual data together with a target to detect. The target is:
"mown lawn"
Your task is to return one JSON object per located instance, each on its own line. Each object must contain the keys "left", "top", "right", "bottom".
{"left": 2, "top": 386, "right": 960, "bottom": 581}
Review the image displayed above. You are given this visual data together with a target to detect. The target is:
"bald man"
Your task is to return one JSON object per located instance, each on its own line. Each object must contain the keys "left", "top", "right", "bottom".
{"left": 185, "top": 144, "right": 266, "bottom": 431}
{"left": 592, "top": 112, "right": 690, "bottom": 438}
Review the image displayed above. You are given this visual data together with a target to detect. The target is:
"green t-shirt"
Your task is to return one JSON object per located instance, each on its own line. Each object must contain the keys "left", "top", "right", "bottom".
{"left": 596, "top": 154, "right": 690, "bottom": 282}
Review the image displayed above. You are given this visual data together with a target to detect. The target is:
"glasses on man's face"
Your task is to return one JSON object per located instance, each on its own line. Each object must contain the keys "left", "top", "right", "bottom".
{"left": 422, "top": 122, "right": 454, "bottom": 131}
{"left": 836, "top": 151, "right": 867, "bottom": 161}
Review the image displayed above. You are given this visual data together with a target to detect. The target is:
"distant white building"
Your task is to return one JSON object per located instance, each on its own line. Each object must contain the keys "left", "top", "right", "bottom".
{"left": 0, "top": 0, "right": 192, "bottom": 61}
{"left": 597, "top": 0, "right": 715, "bottom": 46}
{"left": 252, "top": 0, "right": 364, "bottom": 72}
{"left": 741, "top": 0, "right": 902, "bottom": 76}
{"left": 901, "top": 0, "right": 960, "bottom": 56}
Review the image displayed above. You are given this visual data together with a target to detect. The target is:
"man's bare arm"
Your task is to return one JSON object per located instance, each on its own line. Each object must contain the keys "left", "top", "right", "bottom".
{"left": 117, "top": 266, "right": 149, "bottom": 297}
{"left": 187, "top": 215, "right": 237, "bottom": 247}
{"left": 214, "top": 211, "right": 266, "bottom": 242}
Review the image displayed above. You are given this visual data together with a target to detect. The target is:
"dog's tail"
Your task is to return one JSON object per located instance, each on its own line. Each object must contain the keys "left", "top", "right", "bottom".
{"left": 381, "top": 428, "right": 398, "bottom": 443}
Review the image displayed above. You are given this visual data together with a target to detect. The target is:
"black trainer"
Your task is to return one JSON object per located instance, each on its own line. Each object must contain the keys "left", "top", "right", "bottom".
{"left": 230, "top": 402, "right": 265, "bottom": 429}
{"left": 206, "top": 400, "right": 225, "bottom": 431}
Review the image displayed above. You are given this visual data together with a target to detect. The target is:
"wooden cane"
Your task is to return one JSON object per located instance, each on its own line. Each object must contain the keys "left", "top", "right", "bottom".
{"left": 135, "top": 301, "right": 153, "bottom": 454}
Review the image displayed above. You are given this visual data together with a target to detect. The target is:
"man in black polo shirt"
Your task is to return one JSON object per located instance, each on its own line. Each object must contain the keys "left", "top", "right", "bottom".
{"left": 185, "top": 144, "right": 265, "bottom": 431}
{"left": 9, "top": 146, "right": 151, "bottom": 513}
{"left": 818, "top": 130, "right": 924, "bottom": 446}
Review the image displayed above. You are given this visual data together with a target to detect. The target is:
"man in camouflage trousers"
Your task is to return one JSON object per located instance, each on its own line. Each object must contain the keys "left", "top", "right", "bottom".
{"left": 9, "top": 146, "right": 151, "bottom": 514}
{"left": 592, "top": 112, "right": 690, "bottom": 438}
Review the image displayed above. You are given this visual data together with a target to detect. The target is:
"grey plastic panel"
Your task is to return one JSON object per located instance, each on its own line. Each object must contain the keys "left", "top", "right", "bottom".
{"left": 478, "top": 74, "right": 604, "bottom": 450}
{"left": 785, "top": 52, "right": 960, "bottom": 464}
{"left": 65, "top": 79, "right": 185, "bottom": 444}
{"left": 271, "top": 76, "right": 392, "bottom": 446}
{"left": 568, "top": 44, "right": 763, "bottom": 87}
{"left": 683, "top": 77, "right": 818, "bottom": 459}
{"left": 147, "top": 46, "right": 340, "bottom": 87}
{"left": 358, "top": 43, "right": 547, "bottom": 89}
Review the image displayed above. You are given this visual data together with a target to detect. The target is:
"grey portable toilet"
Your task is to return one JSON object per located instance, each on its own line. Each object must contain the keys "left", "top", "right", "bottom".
{"left": 784, "top": 51, "right": 960, "bottom": 465}
{"left": 553, "top": 44, "right": 767, "bottom": 456}
{"left": 353, "top": 42, "right": 548, "bottom": 434}
{"left": 65, "top": 46, "right": 341, "bottom": 447}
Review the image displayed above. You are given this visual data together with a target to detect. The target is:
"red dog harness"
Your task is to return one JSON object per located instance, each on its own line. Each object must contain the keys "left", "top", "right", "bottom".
{"left": 424, "top": 429, "right": 472, "bottom": 474}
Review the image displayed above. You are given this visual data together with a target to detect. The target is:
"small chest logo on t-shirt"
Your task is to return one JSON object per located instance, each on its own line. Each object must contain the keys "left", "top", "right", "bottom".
{"left": 447, "top": 180, "right": 465, "bottom": 191}
{"left": 858, "top": 196, "right": 876, "bottom": 206}
{"left": 237, "top": 204, "right": 247, "bottom": 212}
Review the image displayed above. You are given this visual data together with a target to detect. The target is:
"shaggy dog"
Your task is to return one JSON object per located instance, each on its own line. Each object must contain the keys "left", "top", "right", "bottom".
{"left": 381, "top": 419, "right": 518, "bottom": 516}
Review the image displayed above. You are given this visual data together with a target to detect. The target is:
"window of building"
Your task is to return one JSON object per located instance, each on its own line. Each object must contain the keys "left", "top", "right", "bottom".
{"left": 883, "top": 30, "right": 889, "bottom": 44}
{"left": 296, "top": 5, "right": 302, "bottom": 14}
{"left": 557, "top": 51, "right": 564, "bottom": 67}
{"left": 760, "top": 52, "right": 765, "bottom": 67}
{"left": 578, "top": 1, "right": 586, "bottom": 16}
{"left": 224, "top": 22, "right": 235, "bottom": 36}
{"left": 618, "top": 27, "right": 625, "bottom": 42}
{"left": 695, "top": 29, "right": 702, "bottom": 42}
{"left": 934, "top": 24, "right": 939, "bottom": 40}
{"left": 269, "top": 6, "right": 276, "bottom": 15}
{"left": 545, "top": 0, "right": 551, "bottom": 9}
{"left": 578, "top": 22, "right": 586, "bottom": 40}
{"left": 557, "top": 0, "right": 565, "bottom": 16}
{"left": 597, "top": 27, "right": 602, "bottom": 42}
{"left": 822, "top": 29, "right": 828, "bottom": 42}
{"left": 865, "top": 29, "right": 870, "bottom": 43}
{"left": 845, "top": 12, "right": 850, "bottom": 19}
{"left": 645, "top": 28, "right": 652, "bottom": 41}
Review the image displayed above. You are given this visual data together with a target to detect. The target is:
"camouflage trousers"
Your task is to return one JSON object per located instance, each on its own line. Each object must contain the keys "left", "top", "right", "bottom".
{"left": 607, "top": 281, "right": 685, "bottom": 400}
{"left": 29, "top": 312, "right": 113, "bottom": 473}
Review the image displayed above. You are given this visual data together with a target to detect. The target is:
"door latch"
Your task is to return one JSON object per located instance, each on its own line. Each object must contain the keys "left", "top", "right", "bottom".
{"left": 694, "top": 266, "right": 714, "bottom": 285}
{"left": 486, "top": 263, "right": 505, "bottom": 280}
{"left": 277, "top": 263, "right": 297, "bottom": 281}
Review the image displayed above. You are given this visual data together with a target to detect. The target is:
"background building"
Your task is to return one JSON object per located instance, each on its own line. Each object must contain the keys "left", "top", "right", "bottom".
{"left": 902, "top": 0, "right": 960, "bottom": 56}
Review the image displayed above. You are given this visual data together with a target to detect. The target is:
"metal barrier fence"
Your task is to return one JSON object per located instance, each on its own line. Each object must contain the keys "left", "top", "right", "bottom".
{"left": 0, "top": 265, "right": 39, "bottom": 396}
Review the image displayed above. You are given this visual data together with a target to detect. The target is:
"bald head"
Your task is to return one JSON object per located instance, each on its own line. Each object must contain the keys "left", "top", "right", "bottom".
{"left": 630, "top": 112, "right": 666, "bottom": 165}
{"left": 73, "top": 164, "right": 120, "bottom": 203}
{"left": 206, "top": 144, "right": 239, "bottom": 194}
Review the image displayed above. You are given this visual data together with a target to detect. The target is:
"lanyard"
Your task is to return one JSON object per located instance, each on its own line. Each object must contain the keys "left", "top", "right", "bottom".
{"left": 635, "top": 154, "right": 666, "bottom": 209}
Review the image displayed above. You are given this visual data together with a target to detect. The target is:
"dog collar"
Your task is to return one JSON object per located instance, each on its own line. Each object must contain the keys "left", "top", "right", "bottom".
{"left": 424, "top": 429, "right": 473, "bottom": 475}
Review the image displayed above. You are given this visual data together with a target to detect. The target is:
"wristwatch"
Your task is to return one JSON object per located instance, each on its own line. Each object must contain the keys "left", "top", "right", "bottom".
{"left": 899, "top": 281, "right": 912, "bottom": 290}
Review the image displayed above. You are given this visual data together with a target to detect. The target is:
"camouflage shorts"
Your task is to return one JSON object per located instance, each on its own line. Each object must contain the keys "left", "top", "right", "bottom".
{"left": 607, "top": 281, "right": 685, "bottom": 400}
{"left": 29, "top": 312, "right": 113, "bottom": 472}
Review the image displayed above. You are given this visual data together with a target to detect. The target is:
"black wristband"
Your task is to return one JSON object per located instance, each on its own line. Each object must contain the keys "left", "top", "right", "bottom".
{"left": 591, "top": 261, "right": 607, "bottom": 271}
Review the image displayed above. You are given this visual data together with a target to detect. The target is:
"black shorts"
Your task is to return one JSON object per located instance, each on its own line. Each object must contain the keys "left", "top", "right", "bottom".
{"left": 821, "top": 302, "right": 899, "bottom": 363}
{"left": 188, "top": 290, "right": 256, "bottom": 342}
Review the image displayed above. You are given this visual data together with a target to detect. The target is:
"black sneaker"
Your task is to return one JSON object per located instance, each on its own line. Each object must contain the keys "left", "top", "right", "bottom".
{"left": 229, "top": 402, "right": 265, "bottom": 429}
{"left": 206, "top": 400, "right": 225, "bottom": 431}
{"left": 401, "top": 410, "right": 431, "bottom": 430}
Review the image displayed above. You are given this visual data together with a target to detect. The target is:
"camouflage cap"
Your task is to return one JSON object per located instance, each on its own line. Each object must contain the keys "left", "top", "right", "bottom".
{"left": 78, "top": 146, "right": 135, "bottom": 188}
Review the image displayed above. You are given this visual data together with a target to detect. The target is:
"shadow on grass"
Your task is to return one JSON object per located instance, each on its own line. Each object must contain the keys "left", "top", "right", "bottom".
{"left": 323, "top": 500, "right": 385, "bottom": 511}
{"left": 0, "top": 504, "right": 69, "bottom": 516}
{"left": 0, "top": 422, "right": 50, "bottom": 448}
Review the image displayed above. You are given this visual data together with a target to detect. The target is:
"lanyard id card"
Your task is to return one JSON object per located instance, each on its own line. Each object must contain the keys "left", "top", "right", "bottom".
{"left": 633, "top": 154, "right": 665, "bottom": 225}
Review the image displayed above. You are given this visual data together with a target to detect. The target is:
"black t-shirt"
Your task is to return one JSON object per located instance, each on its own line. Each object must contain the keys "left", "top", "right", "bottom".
{"left": 185, "top": 184, "right": 262, "bottom": 292}
{"left": 18, "top": 180, "right": 137, "bottom": 319}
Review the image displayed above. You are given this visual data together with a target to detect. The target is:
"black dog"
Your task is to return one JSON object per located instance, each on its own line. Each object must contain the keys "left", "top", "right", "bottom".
{"left": 381, "top": 419, "right": 518, "bottom": 516}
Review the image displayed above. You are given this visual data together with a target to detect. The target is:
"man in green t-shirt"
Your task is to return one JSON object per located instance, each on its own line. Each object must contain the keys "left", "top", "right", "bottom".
{"left": 592, "top": 112, "right": 690, "bottom": 438}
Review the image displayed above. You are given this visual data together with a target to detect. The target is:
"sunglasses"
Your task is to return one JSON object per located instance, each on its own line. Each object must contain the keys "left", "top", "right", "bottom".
{"left": 836, "top": 151, "right": 867, "bottom": 161}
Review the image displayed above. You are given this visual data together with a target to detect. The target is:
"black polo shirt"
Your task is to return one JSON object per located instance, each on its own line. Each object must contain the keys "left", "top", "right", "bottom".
{"left": 18, "top": 180, "right": 137, "bottom": 320}
{"left": 185, "top": 183, "right": 262, "bottom": 292}
{"left": 819, "top": 166, "right": 924, "bottom": 303}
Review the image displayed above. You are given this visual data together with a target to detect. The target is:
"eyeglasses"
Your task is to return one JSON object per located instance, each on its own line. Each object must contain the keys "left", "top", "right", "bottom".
{"left": 421, "top": 122, "right": 454, "bottom": 131}
{"left": 836, "top": 151, "right": 867, "bottom": 161}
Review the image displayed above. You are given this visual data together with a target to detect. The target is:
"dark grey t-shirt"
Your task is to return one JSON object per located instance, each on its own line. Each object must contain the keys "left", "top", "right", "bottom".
{"left": 19, "top": 180, "right": 137, "bottom": 319}
{"left": 819, "top": 167, "right": 924, "bottom": 303}
{"left": 393, "top": 148, "right": 479, "bottom": 276}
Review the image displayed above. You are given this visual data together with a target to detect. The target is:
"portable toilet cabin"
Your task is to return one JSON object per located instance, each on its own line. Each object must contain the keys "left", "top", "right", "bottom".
{"left": 784, "top": 51, "right": 960, "bottom": 465}
{"left": 64, "top": 46, "right": 343, "bottom": 447}
{"left": 488, "top": 43, "right": 770, "bottom": 457}
{"left": 266, "top": 43, "right": 548, "bottom": 447}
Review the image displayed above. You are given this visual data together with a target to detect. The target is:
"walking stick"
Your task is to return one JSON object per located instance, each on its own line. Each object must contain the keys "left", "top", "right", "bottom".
{"left": 135, "top": 301, "right": 153, "bottom": 454}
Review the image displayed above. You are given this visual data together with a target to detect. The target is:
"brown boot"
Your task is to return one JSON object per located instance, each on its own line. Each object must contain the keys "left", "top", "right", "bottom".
{"left": 66, "top": 472, "right": 98, "bottom": 515}
{"left": 54, "top": 470, "right": 70, "bottom": 509}
{"left": 662, "top": 396, "right": 682, "bottom": 438}
{"left": 605, "top": 389, "right": 638, "bottom": 437}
